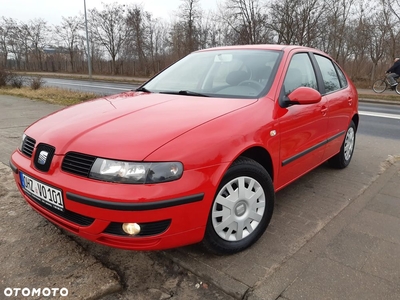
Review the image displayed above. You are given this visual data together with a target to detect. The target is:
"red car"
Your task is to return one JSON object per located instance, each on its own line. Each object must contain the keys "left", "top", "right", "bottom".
{"left": 10, "top": 45, "right": 358, "bottom": 254}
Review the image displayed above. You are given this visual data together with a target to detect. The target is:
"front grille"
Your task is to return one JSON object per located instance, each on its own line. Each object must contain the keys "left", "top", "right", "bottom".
{"left": 22, "top": 136, "right": 36, "bottom": 157}
{"left": 62, "top": 152, "right": 97, "bottom": 177}
{"left": 33, "top": 143, "right": 55, "bottom": 172}
{"left": 103, "top": 220, "right": 171, "bottom": 237}
{"left": 27, "top": 192, "right": 95, "bottom": 226}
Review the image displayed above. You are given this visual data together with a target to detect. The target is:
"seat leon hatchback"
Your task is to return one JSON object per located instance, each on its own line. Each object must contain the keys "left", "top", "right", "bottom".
{"left": 10, "top": 45, "right": 358, "bottom": 254}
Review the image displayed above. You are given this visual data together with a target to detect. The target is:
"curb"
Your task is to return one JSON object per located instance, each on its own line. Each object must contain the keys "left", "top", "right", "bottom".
{"left": 359, "top": 97, "right": 400, "bottom": 105}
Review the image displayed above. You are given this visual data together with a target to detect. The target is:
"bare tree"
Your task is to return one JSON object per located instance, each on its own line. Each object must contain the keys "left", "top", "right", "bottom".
{"left": 197, "top": 11, "right": 220, "bottom": 49}
{"left": 386, "top": 0, "right": 400, "bottom": 19}
{"left": 320, "top": 0, "right": 357, "bottom": 64}
{"left": 169, "top": 0, "right": 202, "bottom": 58}
{"left": 146, "top": 18, "right": 170, "bottom": 74}
{"left": 220, "top": 0, "right": 269, "bottom": 45}
{"left": 125, "top": 5, "right": 150, "bottom": 74}
{"left": 366, "top": 1, "right": 397, "bottom": 81}
{"left": 0, "top": 17, "right": 13, "bottom": 67}
{"left": 55, "top": 16, "right": 83, "bottom": 72}
{"left": 24, "top": 19, "right": 49, "bottom": 70}
{"left": 269, "top": 0, "right": 325, "bottom": 46}
{"left": 381, "top": 0, "right": 400, "bottom": 60}
{"left": 124, "top": 5, "right": 170, "bottom": 76}
{"left": 89, "top": 3, "right": 130, "bottom": 74}
{"left": 7, "top": 21, "right": 28, "bottom": 70}
{"left": 180, "top": 0, "right": 202, "bottom": 53}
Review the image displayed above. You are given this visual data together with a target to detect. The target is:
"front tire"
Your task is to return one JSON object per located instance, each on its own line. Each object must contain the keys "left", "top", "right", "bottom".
{"left": 329, "top": 120, "right": 356, "bottom": 169}
{"left": 372, "top": 79, "right": 387, "bottom": 93}
{"left": 202, "top": 157, "right": 274, "bottom": 255}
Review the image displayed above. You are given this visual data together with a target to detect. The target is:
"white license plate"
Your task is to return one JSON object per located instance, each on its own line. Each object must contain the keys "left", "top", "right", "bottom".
{"left": 19, "top": 172, "right": 64, "bottom": 211}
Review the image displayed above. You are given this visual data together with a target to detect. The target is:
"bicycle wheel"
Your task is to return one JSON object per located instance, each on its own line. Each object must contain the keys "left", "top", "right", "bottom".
{"left": 395, "top": 84, "right": 400, "bottom": 95}
{"left": 372, "top": 79, "right": 387, "bottom": 93}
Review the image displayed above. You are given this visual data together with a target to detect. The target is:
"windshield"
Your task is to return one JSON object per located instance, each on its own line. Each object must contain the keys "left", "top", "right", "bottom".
{"left": 142, "top": 49, "right": 282, "bottom": 99}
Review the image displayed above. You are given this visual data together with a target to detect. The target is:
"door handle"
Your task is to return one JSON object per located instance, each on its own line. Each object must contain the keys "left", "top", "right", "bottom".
{"left": 321, "top": 106, "right": 328, "bottom": 116}
{"left": 348, "top": 97, "right": 353, "bottom": 106}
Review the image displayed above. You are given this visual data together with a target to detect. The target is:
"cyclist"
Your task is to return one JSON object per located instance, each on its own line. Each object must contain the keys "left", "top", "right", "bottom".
{"left": 386, "top": 57, "right": 400, "bottom": 87}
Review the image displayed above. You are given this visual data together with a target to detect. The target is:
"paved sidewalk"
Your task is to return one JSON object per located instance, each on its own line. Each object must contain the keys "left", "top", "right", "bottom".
{"left": 246, "top": 158, "right": 400, "bottom": 299}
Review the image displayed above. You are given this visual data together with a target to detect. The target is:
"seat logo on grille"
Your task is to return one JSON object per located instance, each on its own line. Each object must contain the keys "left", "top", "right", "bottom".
{"left": 38, "top": 151, "right": 49, "bottom": 165}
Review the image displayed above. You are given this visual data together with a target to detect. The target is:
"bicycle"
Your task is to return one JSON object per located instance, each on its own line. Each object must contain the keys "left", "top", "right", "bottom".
{"left": 372, "top": 75, "right": 400, "bottom": 95}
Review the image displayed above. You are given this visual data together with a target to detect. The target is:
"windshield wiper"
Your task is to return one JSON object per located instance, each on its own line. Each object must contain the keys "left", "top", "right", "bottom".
{"left": 160, "top": 90, "right": 210, "bottom": 97}
{"left": 135, "top": 86, "right": 151, "bottom": 93}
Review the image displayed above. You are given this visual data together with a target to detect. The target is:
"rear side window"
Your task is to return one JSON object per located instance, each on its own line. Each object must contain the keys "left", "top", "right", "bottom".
{"left": 334, "top": 63, "right": 348, "bottom": 88}
{"left": 314, "top": 55, "right": 341, "bottom": 93}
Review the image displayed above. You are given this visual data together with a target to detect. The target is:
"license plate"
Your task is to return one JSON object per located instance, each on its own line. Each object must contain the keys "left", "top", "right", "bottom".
{"left": 19, "top": 172, "right": 64, "bottom": 211}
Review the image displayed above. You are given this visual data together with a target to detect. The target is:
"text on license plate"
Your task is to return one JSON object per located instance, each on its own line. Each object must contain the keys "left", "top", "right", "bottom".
{"left": 19, "top": 172, "right": 64, "bottom": 211}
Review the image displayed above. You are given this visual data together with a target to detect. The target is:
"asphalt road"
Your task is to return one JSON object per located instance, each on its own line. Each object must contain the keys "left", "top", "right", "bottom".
{"left": 43, "top": 77, "right": 139, "bottom": 95}
{"left": 358, "top": 102, "right": 400, "bottom": 139}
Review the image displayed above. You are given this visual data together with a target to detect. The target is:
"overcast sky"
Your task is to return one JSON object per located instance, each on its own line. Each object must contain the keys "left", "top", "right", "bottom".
{"left": 2, "top": 0, "right": 219, "bottom": 24}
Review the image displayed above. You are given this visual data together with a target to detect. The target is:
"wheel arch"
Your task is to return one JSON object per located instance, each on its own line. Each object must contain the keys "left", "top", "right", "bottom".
{"left": 236, "top": 146, "right": 274, "bottom": 182}
{"left": 352, "top": 113, "right": 359, "bottom": 131}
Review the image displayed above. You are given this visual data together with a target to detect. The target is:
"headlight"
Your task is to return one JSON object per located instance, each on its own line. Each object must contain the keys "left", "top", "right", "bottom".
{"left": 89, "top": 158, "right": 183, "bottom": 184}
{"left": 19, "top": 133, "right": 27, "bottom": 151}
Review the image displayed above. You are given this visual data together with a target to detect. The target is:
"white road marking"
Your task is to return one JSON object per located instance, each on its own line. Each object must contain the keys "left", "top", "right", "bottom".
{"left": 359, "top": 111, "right": 400, "bottom": 120}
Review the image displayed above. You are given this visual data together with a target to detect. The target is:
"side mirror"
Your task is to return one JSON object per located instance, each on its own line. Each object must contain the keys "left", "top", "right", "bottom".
{"left": 285, "top": 87, "right": 322, "bottom": 106}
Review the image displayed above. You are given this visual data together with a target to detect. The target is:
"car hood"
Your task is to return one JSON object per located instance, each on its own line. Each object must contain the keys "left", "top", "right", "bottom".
{"left": 26, "top": 92, "right": 255, "bottom": 160}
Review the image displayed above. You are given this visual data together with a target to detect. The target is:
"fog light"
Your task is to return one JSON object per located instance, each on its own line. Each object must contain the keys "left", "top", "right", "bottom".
{"left": 122, "top": 223, "right": 141, "bottom": 235}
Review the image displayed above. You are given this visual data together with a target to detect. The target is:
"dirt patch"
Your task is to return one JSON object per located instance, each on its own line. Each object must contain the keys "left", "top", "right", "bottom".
{"left": 0, "top": 162, "right": 121, "bottom": 299}
{"left": 0, "top": 162, "right": 234, "bottom": 300}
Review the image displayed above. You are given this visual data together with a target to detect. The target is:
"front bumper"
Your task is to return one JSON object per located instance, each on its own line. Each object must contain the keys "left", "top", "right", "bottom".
{"left": 10, "top": 151, "right": 228, "bottom": 250}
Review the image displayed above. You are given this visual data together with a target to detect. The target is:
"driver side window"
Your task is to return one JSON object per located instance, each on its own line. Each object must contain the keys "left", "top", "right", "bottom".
{"left": 284, "top": 53, "right": 318, "bottom": 95}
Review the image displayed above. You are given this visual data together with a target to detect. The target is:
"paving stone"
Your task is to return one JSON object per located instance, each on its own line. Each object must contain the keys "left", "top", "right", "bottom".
{"left": 0, "top": 95, "right": 62, "bottom": 165}
{"left": 349, "top": 209, "right": 400, "bottom": 246}
{"left": 325, "top": 229, "right": 379, "bottom": 270}
{"left": 366, "top": 193, "right": 400, "bottom": 219}
{"left": 282, "top": 257, "right": 396, "bottom": 300}
{"left": 362, "top": 239, "right": 400, "bottom": 283}
{"left": 381, "top": 172, "right": 400, "bottom": 198}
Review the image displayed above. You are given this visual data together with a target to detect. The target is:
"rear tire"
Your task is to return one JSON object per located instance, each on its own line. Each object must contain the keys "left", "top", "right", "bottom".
{"left": 202, "top": 157, "right": 274, "bottom": 255}
{"left": 329, "top": 121, "right": 356, "bottom": 169}
{"left": 372, "top": 79, "right": 386, "bottom": 93}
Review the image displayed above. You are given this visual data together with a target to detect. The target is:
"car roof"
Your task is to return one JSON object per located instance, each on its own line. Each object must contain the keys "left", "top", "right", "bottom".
{"left": 196, "top": 44, "right": 327, "bottom": 56}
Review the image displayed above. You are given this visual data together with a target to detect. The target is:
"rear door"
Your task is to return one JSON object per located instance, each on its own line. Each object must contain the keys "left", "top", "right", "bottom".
{"left": 311, "top": 54, "right": 354, "bottom": 160}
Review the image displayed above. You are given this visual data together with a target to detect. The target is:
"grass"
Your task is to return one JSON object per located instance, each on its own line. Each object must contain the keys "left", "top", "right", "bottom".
{"left": 358, "top": 92, "right": 400, "bottom": 102}
{"left": 0, "top": 86, "right": 98, "bottom": 106}
{"left": 355, "top": 78, "right": 400, "bottom": 102}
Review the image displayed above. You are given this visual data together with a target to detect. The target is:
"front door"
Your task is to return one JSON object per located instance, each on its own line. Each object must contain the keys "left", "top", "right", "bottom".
{"left": 276, "top": 52, "right": 329, "bottom": 189}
